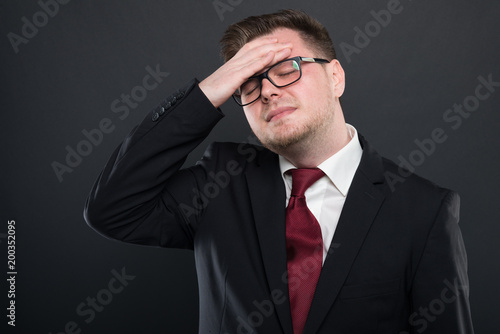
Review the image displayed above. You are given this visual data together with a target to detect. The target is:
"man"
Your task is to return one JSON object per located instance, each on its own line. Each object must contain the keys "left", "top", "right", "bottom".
{"left": 84, "top": 9, "right": 473, "bottom": 334}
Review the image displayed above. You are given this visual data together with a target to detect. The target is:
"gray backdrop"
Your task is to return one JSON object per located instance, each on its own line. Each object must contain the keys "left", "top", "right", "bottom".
{"left": 1, "top": 0, "right": 499, "bottom": 333}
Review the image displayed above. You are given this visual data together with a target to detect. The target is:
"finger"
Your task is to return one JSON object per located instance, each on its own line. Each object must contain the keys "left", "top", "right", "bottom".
{"left": 237, "top": 45, "right": 292, "bottom": 78}
{"left": 238, "top": 37, "right": 278, "bottom": 53}
{"left": 232, "top": 40, "right": 292, "bottom": 64}
{"left": 269, "top": 46, "right": 293, "bottom": 66}
{"left": 231, "top": 42, "right": 292, "bottom": 73}
{"left": 199, "top": 42, "right": 290, "bottom": 107}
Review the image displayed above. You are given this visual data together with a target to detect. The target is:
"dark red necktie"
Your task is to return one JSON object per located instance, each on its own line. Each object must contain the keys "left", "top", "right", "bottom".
{"left": 286, "top": 168, "right": 325, "bottom": 334}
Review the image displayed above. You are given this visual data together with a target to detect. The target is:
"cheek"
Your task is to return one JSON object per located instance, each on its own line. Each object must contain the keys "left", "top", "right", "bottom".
{"left": 307, "top": 85, "right": 333, "bottom": 111}
{"left": 243, "top": 108, "right": 261, "bottom": 128}
{"left": 302, "top": 70, "right": 334, "bottom": 100}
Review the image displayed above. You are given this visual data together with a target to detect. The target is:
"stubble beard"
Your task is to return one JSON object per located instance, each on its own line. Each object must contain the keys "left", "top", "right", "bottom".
{"left": 254, "top": 105, "right": 335, "bottom": 155}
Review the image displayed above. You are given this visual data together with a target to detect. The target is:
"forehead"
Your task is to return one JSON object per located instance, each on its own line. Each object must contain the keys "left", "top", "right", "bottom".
{"left": 251, "top": 28, "right": 315, "bottom": 56}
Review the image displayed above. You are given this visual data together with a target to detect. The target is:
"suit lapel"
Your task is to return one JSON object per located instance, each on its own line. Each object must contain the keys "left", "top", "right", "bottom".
{"left": 303, "top": 136, "right": 388, "bottom": 334}
{"left": 245, "top": 147, "right": 294, "bottom": 334}
{"left": 243, "top": 136, "right": 388, "bottom": 334}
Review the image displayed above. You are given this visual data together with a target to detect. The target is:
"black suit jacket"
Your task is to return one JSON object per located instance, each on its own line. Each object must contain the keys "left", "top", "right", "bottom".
{"left": 84, "top": 79, "right": 473, "bottom": 333}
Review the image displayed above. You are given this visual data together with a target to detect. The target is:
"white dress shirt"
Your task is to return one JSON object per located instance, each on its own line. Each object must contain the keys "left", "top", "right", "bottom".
{"left": 279, "top": 124, "right": 363, "bottom": 264}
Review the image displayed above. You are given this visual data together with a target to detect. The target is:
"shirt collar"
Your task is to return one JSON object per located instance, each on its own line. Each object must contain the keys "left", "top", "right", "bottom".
{"left": 279, "top": 124, "right": 363, "bottom": 197}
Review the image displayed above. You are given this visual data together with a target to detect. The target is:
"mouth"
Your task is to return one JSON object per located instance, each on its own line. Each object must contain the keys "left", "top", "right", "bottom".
{"left": 266, "top": 107, "right": 296, "bottom": 122}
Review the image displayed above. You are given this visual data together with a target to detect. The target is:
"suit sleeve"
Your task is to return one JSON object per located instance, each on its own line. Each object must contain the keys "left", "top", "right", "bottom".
{"left": 409, "top": 191, "right": 474, "bottom": 333}
{"left": 83, "top": 79, "right": 224, "bottom": 249}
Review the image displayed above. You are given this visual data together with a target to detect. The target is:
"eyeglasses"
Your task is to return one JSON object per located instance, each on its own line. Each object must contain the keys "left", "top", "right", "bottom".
{"left": 232, "top": 56, "right": 330, "bottom": 106}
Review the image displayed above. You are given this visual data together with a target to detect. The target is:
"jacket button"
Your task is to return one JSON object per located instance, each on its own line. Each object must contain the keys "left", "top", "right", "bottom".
{"left": 177, "top": 91, "right": 184, "bottom": 99}
{"left": 166, "top": 101, "right": 172, "bottom": 109}
{"left": 159, "top": 107, "right": 165, "bottom": 115}
{"left": 171, "top": 96, "right": 177, "bottom": 105}
{"left": 152, "top": 112, "right": 159, "bottom": 121}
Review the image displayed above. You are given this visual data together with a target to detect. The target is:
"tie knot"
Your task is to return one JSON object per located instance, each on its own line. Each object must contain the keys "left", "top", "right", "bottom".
{"left": 287, "top": 168, "right": 325, "bottom": 197}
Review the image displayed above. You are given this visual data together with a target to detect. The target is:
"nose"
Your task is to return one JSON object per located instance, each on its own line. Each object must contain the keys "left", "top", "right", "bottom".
{"left": 260, "top": 78, "right": 281, "bottom": 103}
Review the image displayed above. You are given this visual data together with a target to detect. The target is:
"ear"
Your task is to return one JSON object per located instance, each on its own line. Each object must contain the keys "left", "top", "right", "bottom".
{"left": 328, "top": 59, "right": 345, "bottom": 98}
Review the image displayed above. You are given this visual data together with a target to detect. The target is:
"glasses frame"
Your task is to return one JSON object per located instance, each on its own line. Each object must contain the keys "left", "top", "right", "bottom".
{"left": 232, "top": 56, "right": 330, "bottom": 106}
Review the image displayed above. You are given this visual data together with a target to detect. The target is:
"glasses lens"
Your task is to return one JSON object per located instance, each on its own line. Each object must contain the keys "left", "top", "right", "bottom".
{"left": 269, "top": 59, "right": 300, "bottom": 86}
{"left": 235, "top": 78, "right": 260, "bottom": 105}
{"left": 233, "top": 59, "right": 302, "bottom": 106}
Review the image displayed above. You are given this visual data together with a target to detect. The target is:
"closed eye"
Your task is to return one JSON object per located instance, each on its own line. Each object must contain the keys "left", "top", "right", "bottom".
{"left": 276, "top": 71, "right": 295, "bottom": 77}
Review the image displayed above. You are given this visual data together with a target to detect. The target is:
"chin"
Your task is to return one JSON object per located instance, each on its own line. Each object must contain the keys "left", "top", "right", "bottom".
{"left": 258, "top": 127, "right": 310, "bottom": 153}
